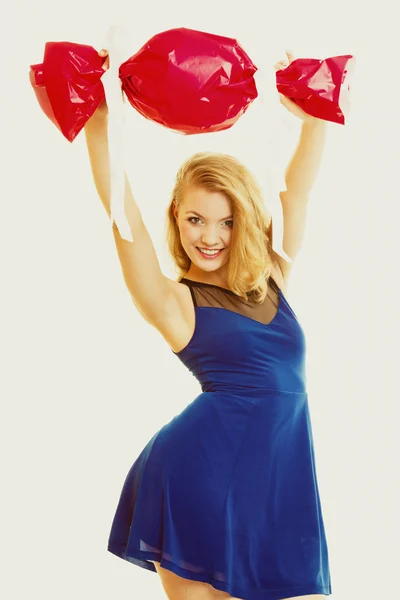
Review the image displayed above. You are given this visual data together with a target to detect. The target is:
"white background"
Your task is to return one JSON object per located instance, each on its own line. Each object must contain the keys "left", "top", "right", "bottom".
{"left": 2, "top": 1, "right": 399, "bottom": 599}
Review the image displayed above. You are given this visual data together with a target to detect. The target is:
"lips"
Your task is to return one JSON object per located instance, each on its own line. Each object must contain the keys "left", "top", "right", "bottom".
{"left": 196, "top": 247, "right": 224, "bottom": 259}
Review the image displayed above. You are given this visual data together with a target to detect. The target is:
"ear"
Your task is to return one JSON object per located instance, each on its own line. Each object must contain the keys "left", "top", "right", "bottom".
{"left": 172, "top": 201, "right": 179, "bottom": 222}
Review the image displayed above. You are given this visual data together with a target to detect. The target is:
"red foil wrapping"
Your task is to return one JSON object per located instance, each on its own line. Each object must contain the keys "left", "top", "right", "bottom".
{"left": 29, "top": 27, "right": 354, "bottom": 142}
{"left": 29, "top": 28, "right": 258, "bottom": 142}
{"left": 275, "top": 55, "right": 355, "bottom": 125}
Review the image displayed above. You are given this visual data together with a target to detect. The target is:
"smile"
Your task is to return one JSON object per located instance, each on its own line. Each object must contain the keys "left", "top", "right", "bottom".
{"left": 196, "top": 247, "right": 225, "bottom": 259}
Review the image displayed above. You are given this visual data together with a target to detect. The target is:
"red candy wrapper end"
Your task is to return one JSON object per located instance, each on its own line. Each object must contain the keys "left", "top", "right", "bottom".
{"left": 29, "top": 64, "right": 64, "bottom": 136}
{"left": 276, "top": 54, "right": 355, "bottom": 125}
{"left": 29, "top": 42, "right": 106, "bottom": 142}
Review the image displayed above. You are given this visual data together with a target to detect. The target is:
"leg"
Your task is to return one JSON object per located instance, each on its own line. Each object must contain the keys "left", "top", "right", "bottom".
{"left": 151, "top": 561, "right": 244, "bottom": 600}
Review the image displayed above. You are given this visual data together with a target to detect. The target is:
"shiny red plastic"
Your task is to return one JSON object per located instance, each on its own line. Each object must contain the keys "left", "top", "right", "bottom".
{"left": 30, "top": 42, "right": 109, "bottom": 142}
{"left": 275, "top": 55, "right": 354, "bottom": 125}
{"left": 29, "top": 27, "right": 354, "bottom": 142}
{"left": 29, "top": 28, "right": 258, "bottom": 142}
{"left": 120, "top": 28, "right": 258, "bottom": 134}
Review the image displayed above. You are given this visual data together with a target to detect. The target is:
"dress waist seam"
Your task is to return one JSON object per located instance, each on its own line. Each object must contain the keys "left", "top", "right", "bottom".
{"left": 201, "top": 387, "right": 307, "bottom": 397}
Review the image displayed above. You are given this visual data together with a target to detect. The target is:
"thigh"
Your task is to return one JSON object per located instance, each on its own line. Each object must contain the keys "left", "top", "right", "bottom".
{"left": 151, "top": 561, "right": 244, "bottom": 600}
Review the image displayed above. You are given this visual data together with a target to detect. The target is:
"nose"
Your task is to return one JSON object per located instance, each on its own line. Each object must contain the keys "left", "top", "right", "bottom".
{"left": 201, "top": 227, "right": 222, "bottom": 247}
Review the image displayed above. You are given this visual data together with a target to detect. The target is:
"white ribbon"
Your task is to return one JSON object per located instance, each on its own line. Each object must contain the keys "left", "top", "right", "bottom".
{"left": 254, "top": 65, "right": 292, "bottom": 264}
{"left": 101, "top": 25, "right": 134, "bottom": 242}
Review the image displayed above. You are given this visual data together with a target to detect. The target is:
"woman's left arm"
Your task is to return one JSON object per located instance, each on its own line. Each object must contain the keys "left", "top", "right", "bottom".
{"left": 272, "top": 52, "right": 328, "bottom": 282}
{"left": 282, "top": 117, "right": 328, "bottom": 200}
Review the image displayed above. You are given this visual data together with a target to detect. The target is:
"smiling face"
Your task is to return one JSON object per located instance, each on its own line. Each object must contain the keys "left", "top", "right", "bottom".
{"left": 173, "top": 186, "right": 234, "bottom": 283}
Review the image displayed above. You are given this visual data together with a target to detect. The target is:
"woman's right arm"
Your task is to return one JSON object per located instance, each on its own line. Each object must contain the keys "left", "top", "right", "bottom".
{"left": 83, "top": 108, "right": 180, "bottom": 327}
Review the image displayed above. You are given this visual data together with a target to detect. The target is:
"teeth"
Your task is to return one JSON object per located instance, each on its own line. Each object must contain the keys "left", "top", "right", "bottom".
{"left": 198, "top": 248, "right": 221, "bottom": 255}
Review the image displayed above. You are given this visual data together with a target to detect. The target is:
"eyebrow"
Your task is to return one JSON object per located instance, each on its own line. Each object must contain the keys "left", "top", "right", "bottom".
{"left": 185, "top": 210, "right": 233, "bottom": 220}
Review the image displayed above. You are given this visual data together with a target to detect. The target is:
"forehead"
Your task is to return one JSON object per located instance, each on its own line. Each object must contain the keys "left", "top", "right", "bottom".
{"left": 182, "top": 186, "right": 231, "bottom": 213}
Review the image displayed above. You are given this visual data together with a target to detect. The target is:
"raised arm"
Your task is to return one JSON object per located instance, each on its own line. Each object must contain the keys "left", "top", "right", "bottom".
{"left": 83, "top": 104, "right": 179, "bottom": 327}
{"left": 272, "top": 51, "right": 328, "bottom": 284}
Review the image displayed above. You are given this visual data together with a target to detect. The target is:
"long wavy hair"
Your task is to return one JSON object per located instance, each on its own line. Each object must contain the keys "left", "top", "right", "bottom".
{"left": 165, "top": 152, "right": 279, "bottom": 303}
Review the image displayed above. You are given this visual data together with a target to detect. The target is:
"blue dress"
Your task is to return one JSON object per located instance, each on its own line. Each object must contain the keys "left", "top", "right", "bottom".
{"left": 107, "top": 276, "right": 332, "bottom": 600}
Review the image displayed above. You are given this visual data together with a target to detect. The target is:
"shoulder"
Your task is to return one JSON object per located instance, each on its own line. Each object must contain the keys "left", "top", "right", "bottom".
{"left": 269, "top": 263, "right": 287, "bottom": 295}
{"left": 166, "top": 276, "right": 192, "bottom": 300}
{"left": 154, "top": 277, "right": 195, "bottom": 353}
{"left": 164, "top": 277, "right": 195, "bottom": 319}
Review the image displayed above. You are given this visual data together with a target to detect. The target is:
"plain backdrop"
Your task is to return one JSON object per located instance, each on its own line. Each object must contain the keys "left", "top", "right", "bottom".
{"left": 2, "top": 1, "right": 399, "bottom": 599}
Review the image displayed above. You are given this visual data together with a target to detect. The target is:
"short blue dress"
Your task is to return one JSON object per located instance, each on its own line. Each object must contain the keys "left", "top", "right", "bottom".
{"left": 107, "top": 276, "right": 332, "bottom": 600}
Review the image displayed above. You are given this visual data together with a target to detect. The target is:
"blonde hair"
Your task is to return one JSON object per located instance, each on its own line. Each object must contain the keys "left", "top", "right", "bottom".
{"left": 165, "top": 152, "right": 279, "bottom": 303}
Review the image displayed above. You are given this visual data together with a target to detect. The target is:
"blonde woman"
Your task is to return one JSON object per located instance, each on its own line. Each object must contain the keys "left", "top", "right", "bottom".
{"left": 85, "top": 49, "right": 330, "bottom": 600}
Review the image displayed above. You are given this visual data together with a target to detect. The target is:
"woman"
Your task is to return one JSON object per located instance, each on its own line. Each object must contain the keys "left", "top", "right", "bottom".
{"left": 84, "top": 49, "right": 330, "bottom": 600}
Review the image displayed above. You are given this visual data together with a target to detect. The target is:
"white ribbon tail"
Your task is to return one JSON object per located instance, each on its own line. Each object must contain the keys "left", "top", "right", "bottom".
{"left": 254, "top": 64, "right": 292, "bottom": 265}
{"left": 101, "top": 25, "right": 134, "bottom": 242}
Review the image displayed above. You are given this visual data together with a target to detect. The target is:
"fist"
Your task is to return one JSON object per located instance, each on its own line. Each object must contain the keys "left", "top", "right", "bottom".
{"left": 92, "top": 49, "right": 110, "bottom": 117}
{"left": 99, "top": 48, "right": 110, "bottom": 72}
{"left": 274, "top": 50, "right": 313, "bottom": 122}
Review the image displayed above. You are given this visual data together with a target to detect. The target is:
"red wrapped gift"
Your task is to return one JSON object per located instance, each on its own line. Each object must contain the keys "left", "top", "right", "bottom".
{"left": 29, "top": 28, "right": 354, "bottom": 142}
{"left": 121, "top": 28, "right": 258, "bottom": 134}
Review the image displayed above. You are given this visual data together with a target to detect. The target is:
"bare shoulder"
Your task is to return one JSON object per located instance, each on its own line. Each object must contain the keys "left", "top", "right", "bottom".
{"left": 152, "top": 266, "right": 286, "bottom": 355}
{"left": 153, "top": 277, "right": 196, "bottom": 354}
{"left": 269, "top": 263, "right": 287, "bottom": 296}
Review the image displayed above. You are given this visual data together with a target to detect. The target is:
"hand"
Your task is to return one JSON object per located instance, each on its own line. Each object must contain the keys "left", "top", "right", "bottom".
{"left": 274, "top": 51, "right": 316, "bottom": 123}
{"left": 90, "top": 49, "right": 110, "bottom": 118}
{"left": 95, "top": 48, "right": 127, "bottom": 117}
{"left": 99, "top": 48, "right": 110, "bottom": 71}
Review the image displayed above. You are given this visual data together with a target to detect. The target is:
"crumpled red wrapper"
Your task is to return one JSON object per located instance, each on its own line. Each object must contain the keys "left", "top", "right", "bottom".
{"left": 29, "top": 43, "right": 106, "bottom": 142}
{"left": 275, "top": 55, "right": 354, "bottom": 125}
{"left": 29, "top": 28, "right": 258, "bottom": 142}
{"left": 29, "top": 27, "right": 354, "bottom": 143}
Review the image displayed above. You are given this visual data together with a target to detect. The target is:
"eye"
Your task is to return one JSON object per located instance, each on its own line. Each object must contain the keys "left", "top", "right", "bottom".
{"left": 188, "top": 217, "right": 233, "bottom": 227}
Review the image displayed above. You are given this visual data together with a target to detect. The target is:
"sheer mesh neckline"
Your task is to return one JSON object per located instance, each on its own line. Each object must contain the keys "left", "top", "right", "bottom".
{"left": 179, "top": 276, "right": 279, "bottom": 298}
